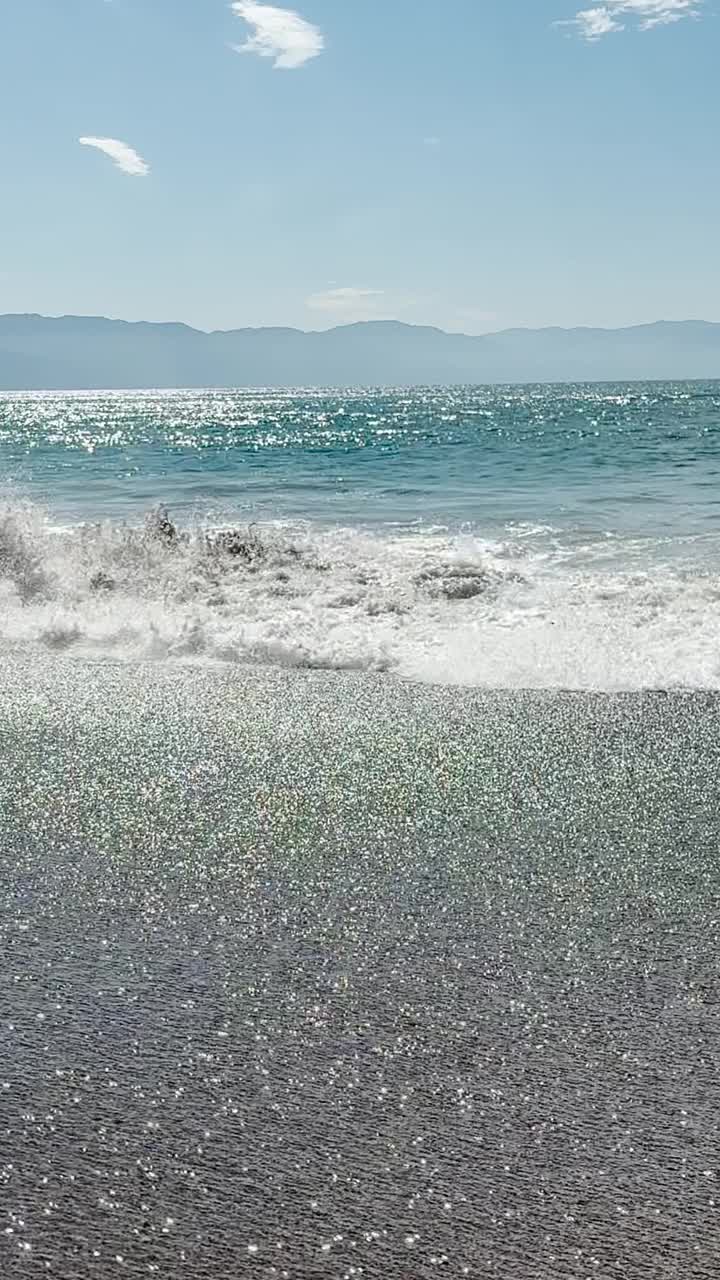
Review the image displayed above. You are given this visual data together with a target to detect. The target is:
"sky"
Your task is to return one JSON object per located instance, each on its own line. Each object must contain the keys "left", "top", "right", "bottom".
{"left": 0, "top": 0, "right": 717, "bottom": 334}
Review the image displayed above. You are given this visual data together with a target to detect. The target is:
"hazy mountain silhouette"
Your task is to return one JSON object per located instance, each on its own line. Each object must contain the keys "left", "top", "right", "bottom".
{"left": 0, "top": 314, "right": 719, "bottom": 388}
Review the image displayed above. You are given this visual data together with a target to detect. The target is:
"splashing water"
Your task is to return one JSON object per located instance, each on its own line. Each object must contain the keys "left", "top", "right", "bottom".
{"left": 1, "top": 383, "right": 719, "bottom": 687}
{"left": 0, "top": 499, "right": 718, "bottom": 687}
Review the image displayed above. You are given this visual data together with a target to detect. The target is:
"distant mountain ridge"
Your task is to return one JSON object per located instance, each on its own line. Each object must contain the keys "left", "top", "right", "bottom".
{"left": 1, "top": 314, "right": 719, "bottom": 388}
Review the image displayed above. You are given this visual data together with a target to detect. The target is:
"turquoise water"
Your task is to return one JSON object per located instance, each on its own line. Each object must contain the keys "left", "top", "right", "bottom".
{"left": 2, "top": 382, "right": 719, "bottom": 530}
{"left": 1, "top": 382, "right": 719, "bottom": 685}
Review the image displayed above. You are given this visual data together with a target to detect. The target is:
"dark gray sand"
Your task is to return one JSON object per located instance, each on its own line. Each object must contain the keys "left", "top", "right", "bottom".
{"left": 1, "top": 656, "right": 719, "bottom": 1277}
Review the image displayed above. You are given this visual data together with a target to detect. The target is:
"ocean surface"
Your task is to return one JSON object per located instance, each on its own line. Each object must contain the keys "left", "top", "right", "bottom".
{"left": 1, "top": 383, "right": 720, "bottom": 1278}
{"left": 0, "top": 381, "right": 719, "bottom": 686}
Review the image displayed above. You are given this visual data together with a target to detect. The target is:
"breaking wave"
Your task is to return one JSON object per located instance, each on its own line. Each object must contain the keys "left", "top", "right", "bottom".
{"left": 1, "top": 499, "right": 720, "bottom": 689}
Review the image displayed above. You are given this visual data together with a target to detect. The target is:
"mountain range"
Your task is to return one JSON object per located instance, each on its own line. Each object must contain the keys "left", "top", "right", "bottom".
{"left": 1, "top": 314, "right": 720, "bottom": 389}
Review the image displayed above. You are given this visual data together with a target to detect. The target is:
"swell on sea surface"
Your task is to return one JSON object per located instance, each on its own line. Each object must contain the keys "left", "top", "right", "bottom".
{"left": 1, "top": 499, "right": 719, "bottom": 690}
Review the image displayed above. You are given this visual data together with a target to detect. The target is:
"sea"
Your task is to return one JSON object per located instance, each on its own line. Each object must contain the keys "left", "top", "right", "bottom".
{"left": 1, "top": 383, "right": 719, "bottom": 1278}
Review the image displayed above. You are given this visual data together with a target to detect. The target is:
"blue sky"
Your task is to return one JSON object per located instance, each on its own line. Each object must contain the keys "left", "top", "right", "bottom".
{"left": 0, "top": 0, "right": 717, "bottom": 333}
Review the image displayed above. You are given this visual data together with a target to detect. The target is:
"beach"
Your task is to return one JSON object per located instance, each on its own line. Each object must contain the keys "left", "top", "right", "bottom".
{"left": 2, "top": 654, "right": 719, "bottom": 1276}
{"left": 4, "top": 0, "right": 720, "bottom": 1268}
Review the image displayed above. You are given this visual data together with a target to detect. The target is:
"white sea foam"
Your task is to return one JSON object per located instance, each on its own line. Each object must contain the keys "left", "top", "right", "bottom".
{"left": 0, "top": 500, "right": 719, "bottom": 689}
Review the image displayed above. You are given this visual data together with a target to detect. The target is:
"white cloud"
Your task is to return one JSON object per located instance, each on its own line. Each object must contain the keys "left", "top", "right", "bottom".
{"left": 306, "top": 288, "right": 386, "bottom": 314}
{"left": 230, "top": 1, "right": 323, "bottom": 69}
{"left": 571, "top": 6, "right": 624, "bottom": 35}
{"left": 305, "top": 288, "right": 432, "bottom": 326}
{"left": 305, "top": 290, "right": 500, "bottom": 332}
{"left": 78, "top": 136, "right": 149, "bottom": 177}
{"left": 563, "top": 0, "right": 702, "bottom": 38}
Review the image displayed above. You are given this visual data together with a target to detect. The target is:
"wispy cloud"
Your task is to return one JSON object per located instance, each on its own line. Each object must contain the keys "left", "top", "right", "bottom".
{"left": 306, "top": 288, "right": 386, "bottom": 316}
{"left": 565, "top": 0, "right": 702, "bottom": 39}
{"left": 306, "top": 289, "right": 498, "bottom": 332}
{"left": 571, "top": 6, "right": 623, "bottom": 35}
{"left": 78, "top": 136, "right": 150, "bottom": 177}
{"left": 305, "top": 287, "right": 432, "bottom": 325}
{"left": 230, "top": 1, "right": 323, "bottom": 69}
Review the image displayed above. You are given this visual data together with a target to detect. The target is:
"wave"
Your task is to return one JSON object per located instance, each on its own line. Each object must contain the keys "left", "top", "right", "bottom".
{"left": 0, "top": 500, "right": 719, "bottom": 689}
